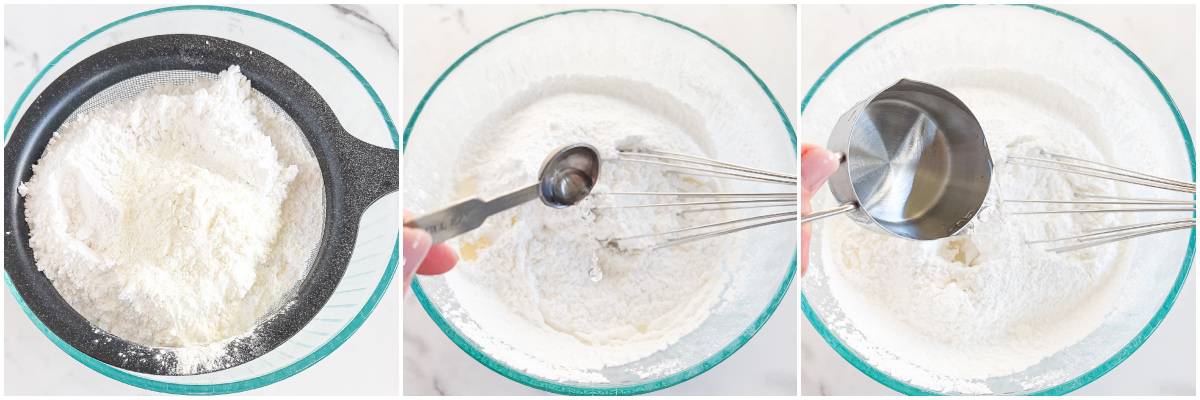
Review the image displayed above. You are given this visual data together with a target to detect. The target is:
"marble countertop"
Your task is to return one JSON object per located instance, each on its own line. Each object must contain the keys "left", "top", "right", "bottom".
{"left": 800, "top": 4, "right": 1196, "bottom": 396}
{"left": 3, "top": 4, "right": 399, "bottom": 395}
{"left": 402, "top": 4, "right": 797, "bottom": 395}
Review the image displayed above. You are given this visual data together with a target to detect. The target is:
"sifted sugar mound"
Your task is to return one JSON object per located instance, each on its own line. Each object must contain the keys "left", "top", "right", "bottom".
{"left": 19, "top": 66, "right": 322, "bottom": 349}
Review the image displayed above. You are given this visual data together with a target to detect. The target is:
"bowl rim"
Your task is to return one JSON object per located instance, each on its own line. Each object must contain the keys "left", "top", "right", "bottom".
{"left": 404, "top": 8, "right": 798, "bottom": 395}
{"left": 800, "top": 3, "right": 1196, "bottom": 395}
{"left": 2, "top": 5, "right": 400, "bottom": 395}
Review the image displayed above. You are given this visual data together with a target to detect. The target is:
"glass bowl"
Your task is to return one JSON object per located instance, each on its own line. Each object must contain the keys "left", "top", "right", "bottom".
{"left": 405, "top": 9, "right": 796, "bottom": 395}
{"left": 802, "top": 4, "right": 1194, "bottom": 395}
{"left": 3, "top": 5, "right": 398, "bottom": 394}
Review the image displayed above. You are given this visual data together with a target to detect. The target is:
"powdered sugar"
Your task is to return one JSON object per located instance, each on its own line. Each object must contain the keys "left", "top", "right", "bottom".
{"left": 821, "top": 117, "right": 1130, "bottom": 392}
{"left": 19, "top": 66, "right": 322, "bottom": 366}
{"left": 802, "top": 6, "right": 1148, "bottom": 394}
{"left": 442, "top": 77, "right": 732, "bottom": 382}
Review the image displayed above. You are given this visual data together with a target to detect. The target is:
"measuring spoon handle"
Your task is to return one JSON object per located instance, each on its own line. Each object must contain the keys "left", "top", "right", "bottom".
{"left": 405, "top": 183, "right": 540, "bottom": 244}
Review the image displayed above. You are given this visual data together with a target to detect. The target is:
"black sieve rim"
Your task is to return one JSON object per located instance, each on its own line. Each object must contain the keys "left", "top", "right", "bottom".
{"left": 3, "top": 34, "right": 398, "bottom": 376}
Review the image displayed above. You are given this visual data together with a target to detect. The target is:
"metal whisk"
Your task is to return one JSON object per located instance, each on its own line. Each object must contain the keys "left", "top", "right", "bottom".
{"left": 592, "top": 149, "right": 796, "bottom": 251}
{"left": 1005, "top": 151, "right": 1196, "bottom": 252}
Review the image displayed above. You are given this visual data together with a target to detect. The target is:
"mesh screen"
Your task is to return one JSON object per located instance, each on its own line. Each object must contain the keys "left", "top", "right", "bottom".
{"left": 66, "top": 70, "right": 324, "bottom": 310}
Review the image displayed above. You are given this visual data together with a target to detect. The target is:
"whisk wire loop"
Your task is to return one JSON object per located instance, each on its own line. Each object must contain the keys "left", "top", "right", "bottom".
{"left": 1008, "top": 153, "right": 1196, "bottom": 252}
{"left": 595, "top": 150, "right": 797, "bottom": 251}
{"left": 1009, "top": 153, "right": 1195, "bottom": 193}
{"left": 616, "top": 150, "right": 797, "bottom": 185}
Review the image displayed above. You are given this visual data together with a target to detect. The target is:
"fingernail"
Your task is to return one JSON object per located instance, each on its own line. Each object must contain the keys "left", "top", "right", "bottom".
{"left": 403, "top": 228, "right": 432, "bottom": 280}
{"left": 802, "top": 150, "right": 841, "bottom": 193}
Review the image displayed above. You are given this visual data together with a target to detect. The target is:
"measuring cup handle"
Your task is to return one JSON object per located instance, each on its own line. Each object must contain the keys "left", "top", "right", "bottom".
{"left": 800, "top": 203, "right": 856, "bottom": 224}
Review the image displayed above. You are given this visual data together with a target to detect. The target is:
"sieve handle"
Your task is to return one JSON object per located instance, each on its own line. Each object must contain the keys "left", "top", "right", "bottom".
{"left": 333, "top": 133, "right": 400, "bottom": 216}
{"left": 800, "top": 203, "right": 856, "bottom": 224}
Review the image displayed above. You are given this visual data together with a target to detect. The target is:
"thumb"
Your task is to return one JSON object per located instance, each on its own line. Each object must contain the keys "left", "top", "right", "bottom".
{"left": 801, "top": 146, "right": 840, "bottom": 196}
{"left": 800, "top": 145, "right": 840, "bottom": 277}
{"left": 403, "top": 228, "right": 433, "bottom": 291}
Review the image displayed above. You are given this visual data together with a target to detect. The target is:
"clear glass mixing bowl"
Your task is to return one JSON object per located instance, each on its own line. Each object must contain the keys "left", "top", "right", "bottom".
{"left": 405, "top": 9, "right": 796, "bottom": 395}
{"left": 802, "top": 4, "right": 1195, "bottom": 395}
{"left": 3, "top": 6, "right": 399, "bottom": 394}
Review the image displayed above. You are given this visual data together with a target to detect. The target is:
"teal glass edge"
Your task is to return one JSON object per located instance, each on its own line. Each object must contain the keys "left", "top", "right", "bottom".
{"left": 404, "top": 8, "right": 797, "bottom": 395}
{"left": 799, "top": 3, "right": 1196, "bottom": 395}
{"left": 3, "top": 5, "right": 401, "bottom": 395}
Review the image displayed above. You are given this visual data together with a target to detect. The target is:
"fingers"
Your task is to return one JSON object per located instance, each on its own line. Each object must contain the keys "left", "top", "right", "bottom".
{"left": 801, "top": 144, "right": 840, "bottom": 197}
{"left": 801, "top": 223, "right": 811, "bottom": 277}
{"left": 403, "top": 211, "right": 459, "bottom": 286}
{"left": 800, "top": 144, "right": 839, "bottom": 276}
{"left": 402, "top": 228, "right": 432, "bottom": 290}
{"left": 418, "top": 243, "right": 458, "bottom": 275}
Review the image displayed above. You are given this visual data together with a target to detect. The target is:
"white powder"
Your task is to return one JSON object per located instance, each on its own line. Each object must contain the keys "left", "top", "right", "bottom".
{"left": 822, "top": 118, "right": 1130, "bottom": 392}
{"left": 19, "top": 67, "right": 322, "bottom": 357}
{"left": 442, "top": 77, "right": 732, "bottom": 382}
{"left": 803, "top": 6, "right": 1160, "bottom": 394}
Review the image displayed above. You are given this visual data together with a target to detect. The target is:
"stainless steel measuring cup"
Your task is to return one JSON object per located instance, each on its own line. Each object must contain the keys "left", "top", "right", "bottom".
{"left": 801, "top": 79, "right": 993, "bottom": 240}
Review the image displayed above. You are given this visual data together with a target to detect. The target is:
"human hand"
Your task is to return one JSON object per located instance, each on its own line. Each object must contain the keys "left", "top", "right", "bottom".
{"left": 403, "top": 212, "right": 459, "bottom": 292}
{"left": 801, "top": 144, "right": 840, "bottom": 276}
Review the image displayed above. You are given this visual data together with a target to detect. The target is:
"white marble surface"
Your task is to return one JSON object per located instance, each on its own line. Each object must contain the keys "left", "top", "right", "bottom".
{"left": 402, "top": 4, "right": 797, "bottom": 395}
{"left": 800, "top": 4, "right": 1196, "bottom": 396}
{"left": 3, "top": 4, "right": 399, "bottom": 395}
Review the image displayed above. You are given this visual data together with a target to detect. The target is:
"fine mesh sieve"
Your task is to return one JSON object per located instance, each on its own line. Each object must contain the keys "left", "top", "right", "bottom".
{"left": 72, "top": 70, "right": 219, "bottom": 118}
{"left": 67, "top": 69, "right": 325, "bottom": 278}
{"left": 3, "top": 34, "right": 397, "bottom": 375}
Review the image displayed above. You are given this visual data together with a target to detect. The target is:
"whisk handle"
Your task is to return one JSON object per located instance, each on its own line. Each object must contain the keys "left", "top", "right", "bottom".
{"left": 800, "top": 203, "right": 857, "bottom": 224}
